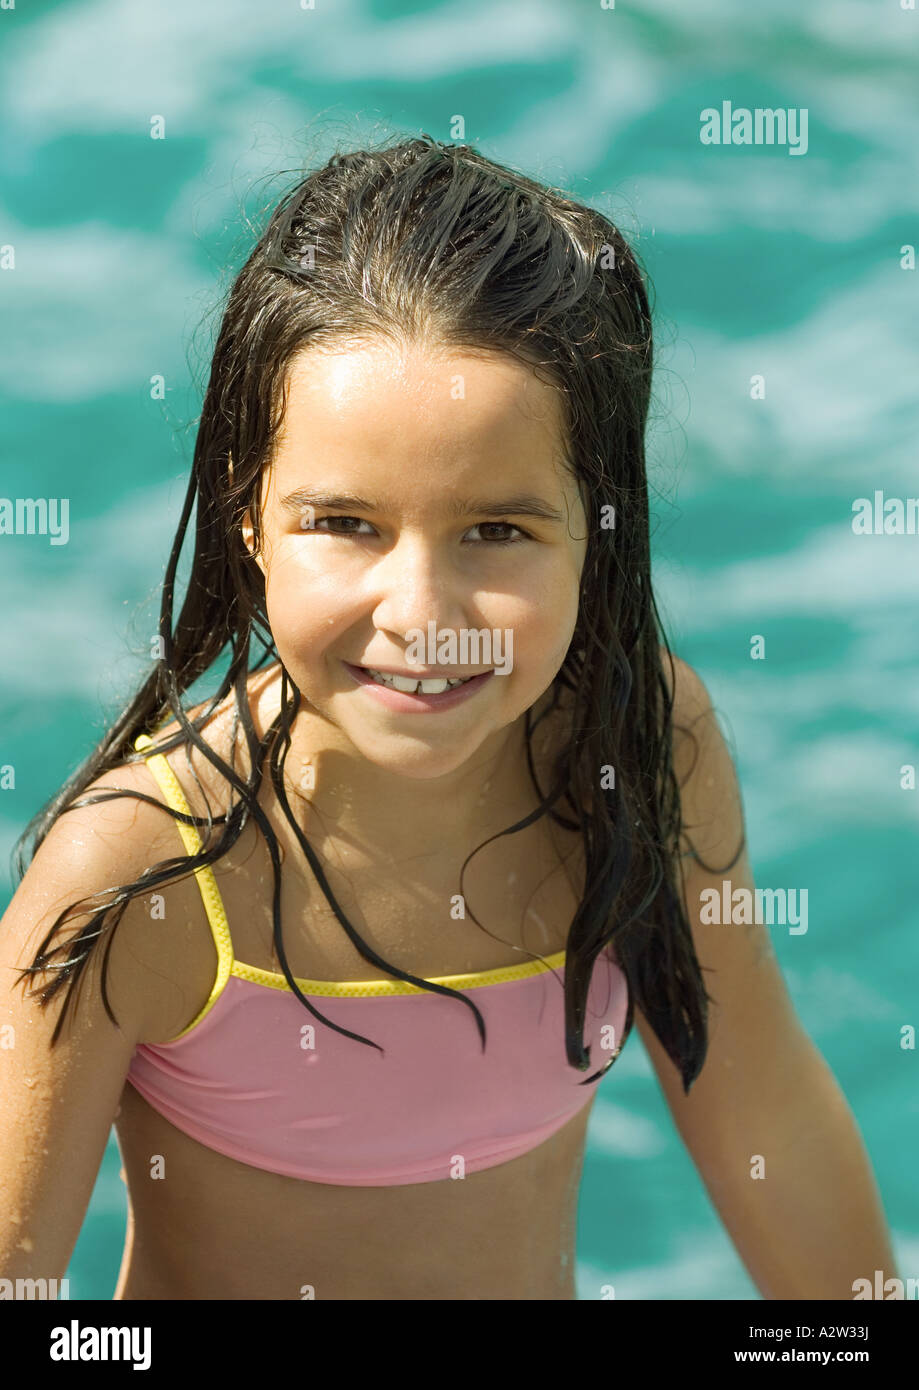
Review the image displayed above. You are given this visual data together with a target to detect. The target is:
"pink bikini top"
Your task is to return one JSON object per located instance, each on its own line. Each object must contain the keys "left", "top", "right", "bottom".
{"left": 124, "top": 733, "right": 633, "bottom": 1186}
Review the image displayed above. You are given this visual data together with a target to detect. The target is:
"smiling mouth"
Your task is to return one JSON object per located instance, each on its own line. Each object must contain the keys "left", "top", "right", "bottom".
{"left": 359, "top": 666, "right": 483, "bottom": 694}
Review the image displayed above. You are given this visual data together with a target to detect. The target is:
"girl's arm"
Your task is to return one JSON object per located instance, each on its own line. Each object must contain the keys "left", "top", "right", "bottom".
{"left": 0, "top": 771, "right": 176, "bottom": 1287}
{"left": 634, "top": 657, "right": 899, "bottom": 1300}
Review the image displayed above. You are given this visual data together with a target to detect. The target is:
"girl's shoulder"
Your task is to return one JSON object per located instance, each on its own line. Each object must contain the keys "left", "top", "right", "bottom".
{"left": 2, "top": 751, "right": 215, "bottom": 1054}
{"left": 102, "top": 666, "right": 286, "bottom": 1043}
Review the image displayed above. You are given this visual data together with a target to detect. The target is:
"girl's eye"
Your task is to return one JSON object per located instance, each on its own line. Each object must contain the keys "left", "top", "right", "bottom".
{"left": 466, "top": 522, "right": 527, "bottom": 545}
{"left": 309, "top": 516, "right": 528, "bottom": 545}
{"left": 310, "top": 515, "right": 374, "bottom": 537}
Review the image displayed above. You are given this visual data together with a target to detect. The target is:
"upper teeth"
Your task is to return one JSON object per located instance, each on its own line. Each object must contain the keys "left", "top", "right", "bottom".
{"left": 364, "top": 668, "right": 474, "bottom": 694}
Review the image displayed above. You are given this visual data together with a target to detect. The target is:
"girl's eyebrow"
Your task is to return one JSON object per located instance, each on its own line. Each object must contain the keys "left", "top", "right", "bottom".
{"left": 277, "top": 487, "right": 567, "bottom": 523}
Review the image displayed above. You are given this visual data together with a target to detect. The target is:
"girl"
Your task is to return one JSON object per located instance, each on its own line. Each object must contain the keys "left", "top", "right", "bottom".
{"left": 0, "top": 135, "right": 897, "bottom": 1301}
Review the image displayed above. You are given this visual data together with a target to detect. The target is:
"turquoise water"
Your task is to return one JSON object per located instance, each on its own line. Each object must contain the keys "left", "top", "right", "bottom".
{"left": 1, "top": 0, "right": 916, "bottom": 1299}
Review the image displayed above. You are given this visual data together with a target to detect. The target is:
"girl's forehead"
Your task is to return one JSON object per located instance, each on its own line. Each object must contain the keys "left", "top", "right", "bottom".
{"left": 267, "top": 356, "right": 572, "bottom": 474}
{"left": 279, "top": 340, "right": 560, "bottom": 411}
{"left": 255, "top": 344, "right": 585, "bottom": 525}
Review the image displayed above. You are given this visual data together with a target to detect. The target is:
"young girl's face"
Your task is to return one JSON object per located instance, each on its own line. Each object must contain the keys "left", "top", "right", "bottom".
{"left": 244, "top": 340, "right": 588, "bottom": 781}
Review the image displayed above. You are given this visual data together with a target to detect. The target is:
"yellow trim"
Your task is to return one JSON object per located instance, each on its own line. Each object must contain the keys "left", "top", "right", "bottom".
{"left": 134, "top": 733, "right": 234, "bottom": 1040}
{"left": 132, "top": 731, "right": 568, "bottom": 1039}
{"left": 229, "top": 949, "right": 567, "bottom": 997}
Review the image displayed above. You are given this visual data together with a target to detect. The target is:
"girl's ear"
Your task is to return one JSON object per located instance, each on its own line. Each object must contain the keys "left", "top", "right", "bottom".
{"left": 241, "top": 508, "right": 265, "bottom": 575}
{"left": 232, "top": 453, "right": 267, "bottom": 575}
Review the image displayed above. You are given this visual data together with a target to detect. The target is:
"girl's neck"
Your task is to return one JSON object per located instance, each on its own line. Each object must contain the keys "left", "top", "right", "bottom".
{"left": 250, "top": 665, "right": 568, "bottom": 861}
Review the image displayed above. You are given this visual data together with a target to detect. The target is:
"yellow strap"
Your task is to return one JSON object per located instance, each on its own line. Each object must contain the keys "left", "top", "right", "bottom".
{"left": 134, "top": 733, "right": 234, "bottom": 1040}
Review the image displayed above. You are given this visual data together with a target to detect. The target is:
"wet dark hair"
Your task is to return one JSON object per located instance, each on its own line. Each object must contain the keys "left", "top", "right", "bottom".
{"left": 13, "top": 132, "right": 741, "bottom": 1092}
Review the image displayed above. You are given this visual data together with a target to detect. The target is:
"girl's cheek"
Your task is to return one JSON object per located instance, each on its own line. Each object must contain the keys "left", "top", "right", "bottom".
{"left": 266, "top": 541, "right": 360, "bottom": 606}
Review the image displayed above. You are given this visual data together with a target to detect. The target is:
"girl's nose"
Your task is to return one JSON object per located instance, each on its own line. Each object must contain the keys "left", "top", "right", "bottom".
{"left": 368, "top": 535, "right": 467, "bottom": 640}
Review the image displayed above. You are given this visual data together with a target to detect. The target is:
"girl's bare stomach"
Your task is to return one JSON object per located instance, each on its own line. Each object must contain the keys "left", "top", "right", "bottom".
{"left": 112, "top": 1081, "right": 594, "bottom": 1300}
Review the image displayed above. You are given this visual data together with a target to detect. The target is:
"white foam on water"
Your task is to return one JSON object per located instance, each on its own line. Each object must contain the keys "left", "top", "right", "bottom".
{"left": 587, "top": 1099, "right": 667, "bottom": 1161}
{"left": 577, "top": 1227, "right": 758, "bottom": 1300}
